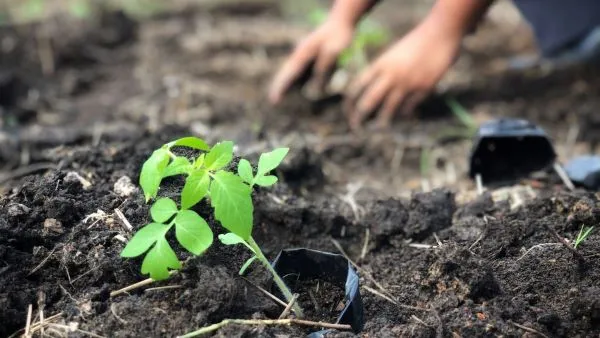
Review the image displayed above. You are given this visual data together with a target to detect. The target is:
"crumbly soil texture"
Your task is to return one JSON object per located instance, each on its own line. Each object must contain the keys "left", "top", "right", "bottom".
{"left": 1, "top": 1, "right": 600, "bottom": 337}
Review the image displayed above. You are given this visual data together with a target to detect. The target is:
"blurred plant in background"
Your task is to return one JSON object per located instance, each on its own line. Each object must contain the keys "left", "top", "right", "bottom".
{"left": 307, "top": 7, "right": 390, "bottom": 71}
{"left": 0, "top": 0, "right": 168, "bottom": 25}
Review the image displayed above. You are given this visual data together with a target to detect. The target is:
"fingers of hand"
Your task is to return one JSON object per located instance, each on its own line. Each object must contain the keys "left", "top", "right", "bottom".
{"left": 375, "top": 89, "right": 405, "bottom": 129}
{"left": 268, "top": 40, "right": 317, "bottom": 104}
{"left": 348, "top": 77, "right": 391, "bottom": 130}
{"left": 312, "top": 46, "right": 341, "bottom": 93}
{"left": 401, "top": 91, "right": 428, "bottom": 116}
{"left": 344, "top": 68, "right": 378, "bottom": 117}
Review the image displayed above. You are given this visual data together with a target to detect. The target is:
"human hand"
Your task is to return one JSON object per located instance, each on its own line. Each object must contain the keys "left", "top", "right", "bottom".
{"left": 268, "top": 17, "right": 355, "bottom": 105}
{"left": 344, "top": 18, "right": 462, "bottom": 130}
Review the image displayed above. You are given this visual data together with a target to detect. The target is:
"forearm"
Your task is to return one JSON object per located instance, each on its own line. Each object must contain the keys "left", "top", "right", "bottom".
{"left": 425, "top": 0, "right": 495, "bottom": 37}
{"left": 328, "top": 0, "right": 381, "bottom": 26}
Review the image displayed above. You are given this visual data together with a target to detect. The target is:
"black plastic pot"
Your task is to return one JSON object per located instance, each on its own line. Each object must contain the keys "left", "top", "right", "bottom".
{"left": 564, "top": 155, "right": 600, "bottom": 190}
{"left": 469, "top": 118, "right": 556, "bottom": 184}
{"left": 270, "top": 248, "right": 363, "bottom": 337}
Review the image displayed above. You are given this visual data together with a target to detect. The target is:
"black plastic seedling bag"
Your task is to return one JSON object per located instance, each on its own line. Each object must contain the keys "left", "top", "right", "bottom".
{"left": 564, "top": 155, "right": 600, "bottom": 190}
{"left": 270, "top": 248, "right": 363, "bottom": 337}
{"left": 469, "top": 118, "right": 556, "bottom": 184}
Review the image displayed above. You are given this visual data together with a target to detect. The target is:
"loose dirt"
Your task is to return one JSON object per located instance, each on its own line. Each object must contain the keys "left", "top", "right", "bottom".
{"left": 1, "top": 1, "right": 599, "bottom": 337}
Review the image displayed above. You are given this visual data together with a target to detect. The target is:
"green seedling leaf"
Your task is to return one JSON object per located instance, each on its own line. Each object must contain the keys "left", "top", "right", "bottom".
{"left": 239, "top": 256, "right": 257, "bottom": 275}
{"left": 163, "top": 157, "right": 192, "bottom": 177}
{"left": 193, "top": 154, "right": 205, "bottom": 169}
{"left": 141, "top": 237, "right": 181, "bottom": 280}
{"left": 205, "top": 141, "right": 234, "bottom": 171}
{"left": 181, "top": 170, "right": 210, "bottom": 209}
{"left": 175, "top": 210, "right": 213, "bottom": 255}
{"left": 218, "top": 232, "right": 247, "bottom": 246}
{"left": 140, "top": 148, "right": 170, "bottom": 202}
{"left": 210, "top": 171, "right": 253, "bottom": 240}
{"left": 150, "top": 198, "right": 178, "bottom": 223}
{"left": 167, "top": 136, "right": 210, "bottom": 151}
{"left": 257, "top": 148, "right": 289, "bottom": 177}
{"left": 254, "top": 175, "right": 278, "bottom": 187}
{"left": 68, "top": 0, "right": 92, "bottom": 19}
{"left": 218, "top": 232, "right": 255, "bottom": 253}
{"left": 237, "top": 159, "right": 254, "bottom": 184}
{"left": 120, "top": 223, "right": 169, "bottom": 258}
{"left": 446, "top": 98, "right": 477, "bottom": 130}
{"left": 307, "top": 8, "right": 327, "bottom": 25}
{"left": 574, "top": 225, "right": 594, "bottom": 249}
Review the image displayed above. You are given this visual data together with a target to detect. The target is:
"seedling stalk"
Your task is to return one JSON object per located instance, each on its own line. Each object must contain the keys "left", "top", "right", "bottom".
{"left": 247, "top": 236, "right": 304, "bottom": 317}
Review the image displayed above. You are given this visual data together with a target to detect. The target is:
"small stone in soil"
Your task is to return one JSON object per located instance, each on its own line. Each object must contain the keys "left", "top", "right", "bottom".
{"left": 64, "top": 171, "right": 92, "bottom": 190}
{"left": 7, "top": 202, "right": 30, "bottom": 217}
{"left": 43, "top": 218, "right": 64, "bottom": 235}
{"left": 113, "top": 175, "right": 138, "bottom": 197}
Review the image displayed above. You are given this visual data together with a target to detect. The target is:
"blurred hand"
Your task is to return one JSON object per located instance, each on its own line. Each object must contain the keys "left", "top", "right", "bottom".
{"left": 268, "top": 17, "right": 354, "bottom": 105}
{"left": 344, "top": 19, "right": 462, "bottom": 130}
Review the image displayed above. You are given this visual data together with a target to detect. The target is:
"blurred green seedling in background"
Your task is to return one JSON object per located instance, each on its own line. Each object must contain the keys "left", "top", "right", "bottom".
{"left": 308, "top": 8, "right": 391, "bottom": 70}
{"left": 574, "top": 225, "right": 594, "bottom": 249}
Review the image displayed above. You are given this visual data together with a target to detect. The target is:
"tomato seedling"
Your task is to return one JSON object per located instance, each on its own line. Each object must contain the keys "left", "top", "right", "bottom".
{"left": 120, "top": 136, "right": 303, "bottom": 316}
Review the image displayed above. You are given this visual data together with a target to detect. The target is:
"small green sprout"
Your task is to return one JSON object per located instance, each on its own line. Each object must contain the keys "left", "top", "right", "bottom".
{"left": 573, "top": 225, "right": 594, "bottom": 249}
{"left": 121, "top": 136, "right": 303, "bottom": 316}
{"left": 308, "top": 8, "right": 390, "bottom": 70}
{"left": 435, "top": 98, "right": 479, "bottom": 142}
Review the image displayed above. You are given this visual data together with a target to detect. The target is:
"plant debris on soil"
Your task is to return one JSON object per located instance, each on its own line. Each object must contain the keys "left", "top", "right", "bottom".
{"left": 1, "top": 1, "right": 600, "bottom": 337}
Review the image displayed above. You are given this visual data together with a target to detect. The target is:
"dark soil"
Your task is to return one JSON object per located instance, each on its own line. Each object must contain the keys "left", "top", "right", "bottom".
{"left": 1, "top": 1, "right": 600, "bottom": 337}
{"left": 284, "top": 278, "right": 347, "bottom": 324}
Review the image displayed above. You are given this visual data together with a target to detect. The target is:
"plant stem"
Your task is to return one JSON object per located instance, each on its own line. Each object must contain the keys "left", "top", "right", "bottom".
{"left": 247, "top": 236, "right": 304, "bottom": 317}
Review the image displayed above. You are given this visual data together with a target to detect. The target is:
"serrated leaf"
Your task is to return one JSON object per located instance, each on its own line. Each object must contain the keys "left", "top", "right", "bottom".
{"left": 150, "top": 198, "right": 178, "bottom": 223}
{"left": 210, "top": 171, "right": 253, "bottom": 240}
{"left": 257, "top": 148, "right": 289, "bottom": 176}
{"left": 140, "top": 148, "right": 170, "bottom": 202}
{"left": 163, "top": 157, "right": 192, "bottom": 177}
{"left": 175, "top": 210, "right": 213, "bottom": 255}
{"left": 120, "top": 223, "right": 169, "bottom": 258}
{"left": 167, "top": 136, "right": 210, "bottom": 151}
{"left": 141, "top": 237, "right": 181, "bottom": 280}
{"left": 205, "top": 141, "right": 233, "bottom": 171}
{"left": 237, "top": 159, "right": 254, "bottom": 184}
{"left": 181, "top": 170, "right": 210, "bottom": 209}
{"left": 254, "top": 175, "right": 278, "bottom": 187}
{"left": 239, "top": 256, "right": 257, "bottom": 275}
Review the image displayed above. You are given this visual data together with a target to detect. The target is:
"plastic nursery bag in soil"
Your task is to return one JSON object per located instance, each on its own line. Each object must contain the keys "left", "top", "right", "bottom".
{"left": 564, "top": 155, "right": 600, "bottom": 190}
{"left": 270, "top": 248, "right": 363, "bottom": 337}
{"left": 469, "top": 118, "right": 556, "bottom": 184}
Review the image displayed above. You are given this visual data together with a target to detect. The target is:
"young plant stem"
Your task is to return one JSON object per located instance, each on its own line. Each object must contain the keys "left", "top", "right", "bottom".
{"left": 246, "top": 236, "right": 304, "bottom": 318}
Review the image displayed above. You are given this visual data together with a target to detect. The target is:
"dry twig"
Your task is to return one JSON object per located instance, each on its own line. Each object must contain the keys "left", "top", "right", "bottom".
{"left": 241, "top": 277, "right": 289, "bottom": 309}
{"left": 110, "top": 271, "right": 177, "bottom": 297}
{"left": 178, "top": 318, "right": 352, "bottom": 338}
{"left": 24, "top": 304, "right": 33, "bottom": 338}
{"left": 114, "top": 208, "right": 133, "bottom": 232}
{"left": 278, "top": 294, "right": 299, "bottom": 319}
{"left": 543, "top": 223, "right": 584, "bottom": 261}
{"left": 0, "top": 163, "right": 57, "bottom": 185}
{"left": 509, "top": 320, "right": 549, "bottom": 338}
{"left": 360, "top": 228, "right": 370, "bottom": 261}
